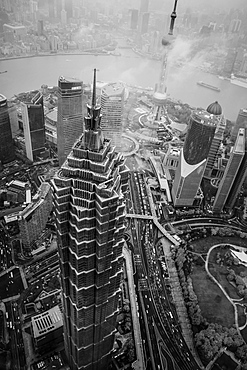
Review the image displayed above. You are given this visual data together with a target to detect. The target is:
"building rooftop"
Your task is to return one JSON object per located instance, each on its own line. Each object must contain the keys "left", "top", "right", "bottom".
{"left": 32, "top": 305, "right": 63, "bottom": 338}
{"left": 102, "top": 82, "right": 125, "bottom": 97}
{"left": 58, "top": 76, "right": 83, "bottom": 84}
{"left": 234, "top": 128, "right": 245, "bottom": 153}
{"left": 0, "top": 94, "right": 7, "bottom": 103}
{"left": 45, "top": 108, "right": 57, "bottom": 123}
{"left": 192, "top": 109, "right": 218, "bottom": 126}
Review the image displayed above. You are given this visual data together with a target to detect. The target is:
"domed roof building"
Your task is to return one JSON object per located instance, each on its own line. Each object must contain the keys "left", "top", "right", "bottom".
{"left": 206, "top": 101, "right": 222, "bottom": 116}
{"left": 204, "top": 101, "right": 226, "bottom": 178}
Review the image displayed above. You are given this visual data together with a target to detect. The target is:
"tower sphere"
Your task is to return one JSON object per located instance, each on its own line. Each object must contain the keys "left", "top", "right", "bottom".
{"left": 161, "top": 37, "right": 170, "bottom": 46}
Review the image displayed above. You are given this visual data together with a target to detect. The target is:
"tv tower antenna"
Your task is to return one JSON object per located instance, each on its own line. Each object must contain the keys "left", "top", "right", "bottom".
{"left": 150, "top": 0, "right": 179, "bottom": 123}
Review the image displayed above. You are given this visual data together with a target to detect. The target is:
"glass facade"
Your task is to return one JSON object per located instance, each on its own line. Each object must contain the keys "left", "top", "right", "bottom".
{"left": 57, "top": 77, "right": 84, "bottom": 166}
{"left": 0, "top": 94, "right": 15, "bottom": 164}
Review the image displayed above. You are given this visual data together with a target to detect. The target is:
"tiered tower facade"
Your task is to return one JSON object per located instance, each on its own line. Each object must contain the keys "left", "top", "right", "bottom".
{"left": 52, "top": 70, "right": 129, "bottom": 370}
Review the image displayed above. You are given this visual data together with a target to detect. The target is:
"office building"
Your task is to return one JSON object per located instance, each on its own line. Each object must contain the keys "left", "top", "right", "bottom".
{"left": 31, "top": 305, "right": 63, "bottom": 354}
{"left": 172, "top": 109, "right": 217, "bottom": 207}
{"left": 3, "top": 24, "right": 27, "bottom": 42}
{"left": 213, "top": 129, "right": 245, "bottom": 213}
{"left": 140, "top": 12, "right": 150, "bottom": 34}
{"left": 21, "top": 91, "right": 46, "bottom": 162}
{"left": 0, "top": 94, "right": 15, "bottom": 164}
{"left": 48, "top": 0, "right": 55, "bottom": 18}
{"left": 204, "top": 101, "right": 226, "bottom": 178}
{"left": 225, "top": 143, "right": 247, "bottom": 211}
{"left": 231, "top": 108, "right": 247, "bottom": 141}
{"left": 64, "top": 0, "right": 73, "bottom": 19}
{"left": 100, "top": 82, "right": 125, "bottom": 152}
{"left": 52, "top": 70, "right": 129, "bottom": 370}
{"left": 18, "top": 182, "right": 53, "bottom": 247}
{"left": 57, "top": 76, "right": 84, "bottom": 166}
{"left": 130, "top": 9, "right": 138, "bottom": 30}
{"left": 140, "top": 0, "right": 149, "bottom": 14}
{"left": 37, "top": 19, "right": 44, "bottom": 36}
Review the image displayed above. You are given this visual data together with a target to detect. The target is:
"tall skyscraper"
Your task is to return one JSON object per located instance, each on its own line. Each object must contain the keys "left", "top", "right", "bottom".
{"left": 52, "top": 70, "right": 129, "bottom": 370}
{"left": 57, "top": 76, "right": 84, "bottom": 166}
{"left": 172, "top": 109, "right": 217, "bottom": 207}
{"left": 225, "top": 139, "right": 247, "bottom": 211}
{"left": 139, "top": 0, "right": 149, "bottom": 14}
{"left": 203, "top": 101, "right": 226, "bottom": 178}
{"left": 231, "top": 108, "right": 247, "bottom": 141}
{"left": 130, "top": 9, "right": 138, "bottom": 30}
{"left": 21, "top": 91, "right": 46, "bottom": 162}
{"left": 140, "top": 12, "right": 150, "bottom": 34}
{"left": 100, "top": 82, "right": 125, "bottom": 152}
{"left": 48, "top": 0, "right": 55, "bottom": 18}
{"left": 213, "top": 128, "right": 245, "bottom": 212}
{"left": 0, "top": 94, "right": 15, "bottom": 164}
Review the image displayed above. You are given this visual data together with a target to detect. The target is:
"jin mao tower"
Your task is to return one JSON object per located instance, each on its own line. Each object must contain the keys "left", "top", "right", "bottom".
{"left": 52, "top": 69, "right": 129, "bottom": 370}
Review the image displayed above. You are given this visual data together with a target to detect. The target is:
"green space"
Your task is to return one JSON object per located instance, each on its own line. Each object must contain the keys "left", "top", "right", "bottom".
{"left": 191, "top": 235, "right": 247, "bottom": 254}
{"left": 191, "top": 265, "right": 235, "bottom": 328}
{"left": 237, "top": 304, "right": 246, "bottom": 328}
{"left": 208, "top": 247, "right": 240, "bottom": 300}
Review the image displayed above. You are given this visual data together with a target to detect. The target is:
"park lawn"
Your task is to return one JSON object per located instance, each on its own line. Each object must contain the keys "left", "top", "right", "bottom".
{"left": 191, "top": 235, "right": 247, "bottom": 254}
{"left": 191, "top": 265, "right": 235, "bottom": 328}
{"left": 208, "top": 247, "right": 240, "bottom": 299}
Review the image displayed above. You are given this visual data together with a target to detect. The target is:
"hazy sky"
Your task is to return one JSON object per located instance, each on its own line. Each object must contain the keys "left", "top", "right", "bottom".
{"left": 170, "top": 0, "right": 246, "bottom": 12}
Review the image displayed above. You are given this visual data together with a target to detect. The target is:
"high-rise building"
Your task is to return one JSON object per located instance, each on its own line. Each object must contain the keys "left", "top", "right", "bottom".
{"left": 52, "top": 70, "right": 129, "bottom": 370}
{"left": 100, "top": 82, "right": 125, "bottom": 152}
{"left": 48, "top": 0, "right": 55, "bottom": 18}
{"left": 140, "top": 0, "right": 149, "bottom": 14}
{"left": 21, "top": 91, "right": 46, "bottom": 162}
{"left": 172, "top": 109, "right": 217, "bottom": 207}
{"left": 225, "top": 139, "right": 247, "bottom": 211}
{"left": 140, "top": 12, "right": 150, "bottom": 34}
{"left": 231, "top": 108, "right": 247, "bottom": 141}
{"left": 61, "top": 8, "right": 67, "bottom": 24}
{"left": 64, "top": 0, "right": 73, "bottom": 18}
{"left": 37, "top": 19, "right": 44, "bottom": 36}
{"left": 212, "top": 128, "right": 245, "bottom": 212}
{"left": 0, "top": 94, "right": 15, "bottom": 164}
{"left": 18, "top": 182, "right": 53, "bottom": 247}
{"left": 130, "top": 9, "right": 138, "bottom": 30}
{"left": 57, "top": 76, "right": 84, "bottom": 166}
{"left": 203, "top": 101, "right": 226, "bottom": 178}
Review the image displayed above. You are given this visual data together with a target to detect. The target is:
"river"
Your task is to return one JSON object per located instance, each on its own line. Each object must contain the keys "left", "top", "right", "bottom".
{"left": 0, "top": 48, "right": 247, "bottom": 121}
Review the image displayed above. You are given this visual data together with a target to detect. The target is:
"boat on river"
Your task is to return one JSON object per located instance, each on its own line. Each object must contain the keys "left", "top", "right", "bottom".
{"left": 197, "top": 81, "right": 220, "bottom": 92}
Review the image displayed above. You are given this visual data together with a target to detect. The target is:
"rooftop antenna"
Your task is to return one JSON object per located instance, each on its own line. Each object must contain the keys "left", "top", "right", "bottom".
{"left": 168, "top": 0, "right": 178, "bottom": 35}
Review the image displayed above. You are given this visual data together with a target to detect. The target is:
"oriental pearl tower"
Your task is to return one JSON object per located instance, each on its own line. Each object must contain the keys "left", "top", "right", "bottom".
{"left": 150, "top": 0, "right": 178, "bottom": 124}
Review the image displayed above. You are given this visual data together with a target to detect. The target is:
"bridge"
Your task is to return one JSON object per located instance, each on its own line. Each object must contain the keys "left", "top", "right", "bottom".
{"left": 126, "top": 213, "right": 179, "bottom": 245}
{"left": 126, "top": 213, "right": 153, "bottom": 220}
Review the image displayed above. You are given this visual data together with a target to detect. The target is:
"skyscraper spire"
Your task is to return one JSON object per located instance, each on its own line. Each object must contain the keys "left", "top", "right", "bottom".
{"left": 84, "top": 69, "right": 104, "bottom": 151}
{"left": 92, "top": 67, "right": 97, "bottom": 108}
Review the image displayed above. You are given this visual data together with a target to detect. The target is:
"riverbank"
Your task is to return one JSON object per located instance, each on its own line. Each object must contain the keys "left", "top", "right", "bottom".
{"left": 0, "top": 51, "right": 111, "bottom": 62}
